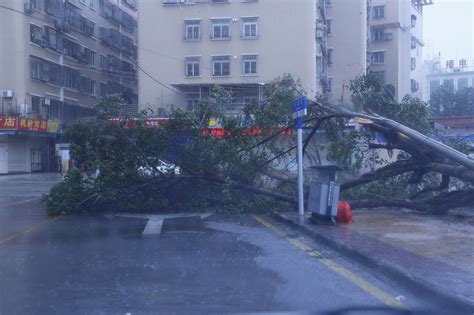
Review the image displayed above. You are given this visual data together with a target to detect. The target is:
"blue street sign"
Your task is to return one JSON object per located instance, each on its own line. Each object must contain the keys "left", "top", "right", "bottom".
{"left": 292, "top": 96, "right": 308, "bottom": 119}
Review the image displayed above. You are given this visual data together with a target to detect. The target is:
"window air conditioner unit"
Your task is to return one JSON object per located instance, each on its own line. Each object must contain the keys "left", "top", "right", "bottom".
{"left": 43, "top": 98, "right": 51, "bottom": 106}
{"left": 1, "top": 90, "right": 13, "bottom": 98}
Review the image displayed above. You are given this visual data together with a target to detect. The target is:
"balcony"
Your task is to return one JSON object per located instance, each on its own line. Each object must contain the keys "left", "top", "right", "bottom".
{"left": 100, "top": 27, "right": 122, "bottom": 51}
{"left": 100, "top": 0, "right": 137, "bottom": 33}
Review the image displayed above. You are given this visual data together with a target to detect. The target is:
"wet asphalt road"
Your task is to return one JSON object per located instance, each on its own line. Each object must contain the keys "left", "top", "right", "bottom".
{"left": 0, "top": 174, "right": 457, "bottom": 314}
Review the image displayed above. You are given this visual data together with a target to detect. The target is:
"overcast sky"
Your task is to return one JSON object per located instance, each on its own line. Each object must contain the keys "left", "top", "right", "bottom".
{"left": 423, "top": 0, "right": 474, "bottom": 64}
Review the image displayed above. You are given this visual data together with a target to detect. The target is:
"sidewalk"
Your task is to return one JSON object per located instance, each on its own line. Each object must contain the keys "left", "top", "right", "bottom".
{"left": 272, "top": 208, "right": 474, "bottom": 309}
{"left": 0, "top": 172, "right": 62, "bottom": 180}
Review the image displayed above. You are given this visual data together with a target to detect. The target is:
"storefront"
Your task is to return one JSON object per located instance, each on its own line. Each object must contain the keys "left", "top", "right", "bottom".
{"left": 0, "top": 116, "right": 60, "bottom": 174}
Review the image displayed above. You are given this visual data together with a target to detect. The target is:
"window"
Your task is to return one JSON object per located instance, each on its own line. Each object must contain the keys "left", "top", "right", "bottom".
{"left": 443, "top": 79, "right": 454, "bottom": 90}
{"left": 79, "top": 16, "right": 95, "bottom": 37}
{"left": 211, "top": 18, "right": 231, "bottom": 39}
{"left": 184, "top": 20, "right": 200, "bottom": 41}
{"left": 90, "top": 0, "right": 94, "bottom": 9}
{"left": 411, "top": 58, "right": 416, "bottom": 70}
{"left": 411, "top": 14, "right": 417, "bottom": 27}
{"left": 30, "top": 57, "right": 46, "bottom": 81}
{"left": 241, "top": 17, "right": 258, "bottom": 38}
{"left": 212, "top": 56, "right": 230, "bottom": 76}
{"left": 326, "top": 19, "right": 332, "bottom": 35}
{"left": 373, "top": 5, "right": 385, "bottom": 18}
{"left": 411, "top": 79, "right": 419, "bottom": 92}
{"left": 100, "top": 82, "right": 107, "bottom": 97}
{"left": 121, "top": 61, "right": 135, "bottom": 75}
{"left": 100, "top": 54, "right": 107, "bottom": 69}
{"left": 80, "top": 76, "right": 95, "bottom": 95}
{"left": 458, "top": 78, "right": 469, "bottom": 90}
{"left": 411, "top": 36, "right": 417, "bottom": 49}
{"left": 187, "top": 94, "right": 200, "bottom": 111}
{"left": 107, "top": 55, "right": 121, "bottom": 71}
{"left": 211, "top": 0, "right": 230, "bottom": 3}
{"left": 89, "top": 50, "right": 96, "bottom": 67}
{"left": 29, "top": 0, "right": 39, "bottom": 9}
{"left": 325, "top": 0, "right": 332, "bottom": 6}
{"left": 31, "top": 96, "right": 40, "bottom": 113}
{"left": 64, "top": 3, "right": 81, "bottom": 30}
{"left": 327, "top": 48, "right": 333, "bottom": 65}
{"left": 48, "top": 62, "right": 62, "bottom": 86}
{"left": 30, "top": 24, "right": 43, "bottom": 45}
{"left": 63, "top": 67, "right": 80, "bottom": 90}
{"left": 44, "top": 27, "right": 58, "bottom": 50}
{"left": 30, "top": 57, "right": 62, "bottom": 85}
{"left": 430, "top": 80, "right": 440, "bottom": 96}
{"left": 373, "top": 29, "right": 384, "bottom": 41}
{"left": 121, "top": 34, "right": 136, "bottom": 57}
{"left": 63, "top": 38, "right": 80, "bottom": 59}
{"left": 45, "top": 0, "right": 62, "bottom": 18}
{"left": 185, "top": 57, "right": 200, "bottom": 76}
{"left": 372, "top": 51, "right": 384, "bottom": 64}
{"left": 243, "top": 92, "right": 258, "bottom": 105}
{"left": 372, "top": 29, "right": 391, "bottom": 41}
{"left": 242, "top": 55, "right": 257, "bottom": 75}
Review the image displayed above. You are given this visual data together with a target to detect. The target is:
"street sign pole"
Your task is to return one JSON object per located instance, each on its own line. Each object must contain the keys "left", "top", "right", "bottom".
{"left": 297, "top": 116, "right": 304, "bottom": 216}
{"left": 292, "top": 96, "right": 307, "bottom": 217}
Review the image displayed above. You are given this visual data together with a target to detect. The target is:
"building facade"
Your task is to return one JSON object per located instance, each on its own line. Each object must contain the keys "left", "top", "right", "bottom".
{"left": 138, "top": 0, "right": 431, "bottom": 113}
{"left": 0, "top": 0, "right": 138, "bottom": 173}
{"left": 324, "top": 0, "right": 367, "bottom": 104}
{"left": 423, "top": 58, "right": 474, "bottom": 102}
{"left": 367, "top": 0, "right": 432, "bottom": 101}
{"left": 138, "top": 0, "right": 317, "bottom": 114}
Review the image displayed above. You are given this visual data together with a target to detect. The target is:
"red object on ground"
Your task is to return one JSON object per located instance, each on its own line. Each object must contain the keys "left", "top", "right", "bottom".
{"left": 337, "top": 201, "right": 353, "bottom": 224}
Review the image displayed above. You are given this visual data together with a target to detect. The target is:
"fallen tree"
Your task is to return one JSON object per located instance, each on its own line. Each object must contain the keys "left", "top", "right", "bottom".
{"left": 43, "top": 75, "right": 474, "bottom": 215}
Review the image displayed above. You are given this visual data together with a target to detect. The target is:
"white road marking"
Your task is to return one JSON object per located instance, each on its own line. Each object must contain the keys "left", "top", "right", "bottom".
{"left": 115, "top": 213, "right": 212, "bottom": 235}
{"left": 143, "top": 219, "right": 164, "bottom": 235}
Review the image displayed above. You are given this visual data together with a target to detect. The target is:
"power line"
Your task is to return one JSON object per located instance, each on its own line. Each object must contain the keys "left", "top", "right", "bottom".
{"left": 0, "top": 5, "right": 184, "bottom": 99}
{"left": 135, "top": 63, "right": 186, "bottom": 96}
{"left": 0, "top": 4, "right": 50, "bottom": 23}
{"left": 0, "top": 5, "right": 286, "bottom": 108}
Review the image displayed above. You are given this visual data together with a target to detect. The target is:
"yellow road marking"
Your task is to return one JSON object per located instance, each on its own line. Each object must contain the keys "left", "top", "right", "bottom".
{"left": 252, "top": 213, "right": 286, "bottom": 237}
{"left": 251, "top": 214, "right": 406, "bottom": 309}
{"left": 0, "top": 216, "right": 62, "bottom": 245}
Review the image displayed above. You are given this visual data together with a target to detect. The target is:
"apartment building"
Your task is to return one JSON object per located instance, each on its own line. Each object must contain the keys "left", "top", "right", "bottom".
{"left": 0, "top": 0, "right": 138, "bottom": 173}
{"left": 324, "top": 0, "right": 367, "bottom": 104}
{"left": 367, "top": 0, "right": 433, "bottom": 101}
{"left": 138, "top": 0, "right": 317, "bottom": 114}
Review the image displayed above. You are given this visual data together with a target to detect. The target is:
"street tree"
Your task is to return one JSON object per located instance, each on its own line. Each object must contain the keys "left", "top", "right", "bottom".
{"left": 430, "top": 84, "right": 474, "bottom": 116}
{"left": 42, "top": 74, "right": 474, "bottom": 216}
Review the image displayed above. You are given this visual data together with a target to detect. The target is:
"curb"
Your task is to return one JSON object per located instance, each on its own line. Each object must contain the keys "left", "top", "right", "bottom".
{"left": 271, "top": 211, "right": 474, "bottom": 312}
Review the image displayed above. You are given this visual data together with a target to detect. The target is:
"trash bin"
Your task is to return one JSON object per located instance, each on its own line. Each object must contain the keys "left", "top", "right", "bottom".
{"left": 308, "top": 165, "right": 340, "bottom": 224}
